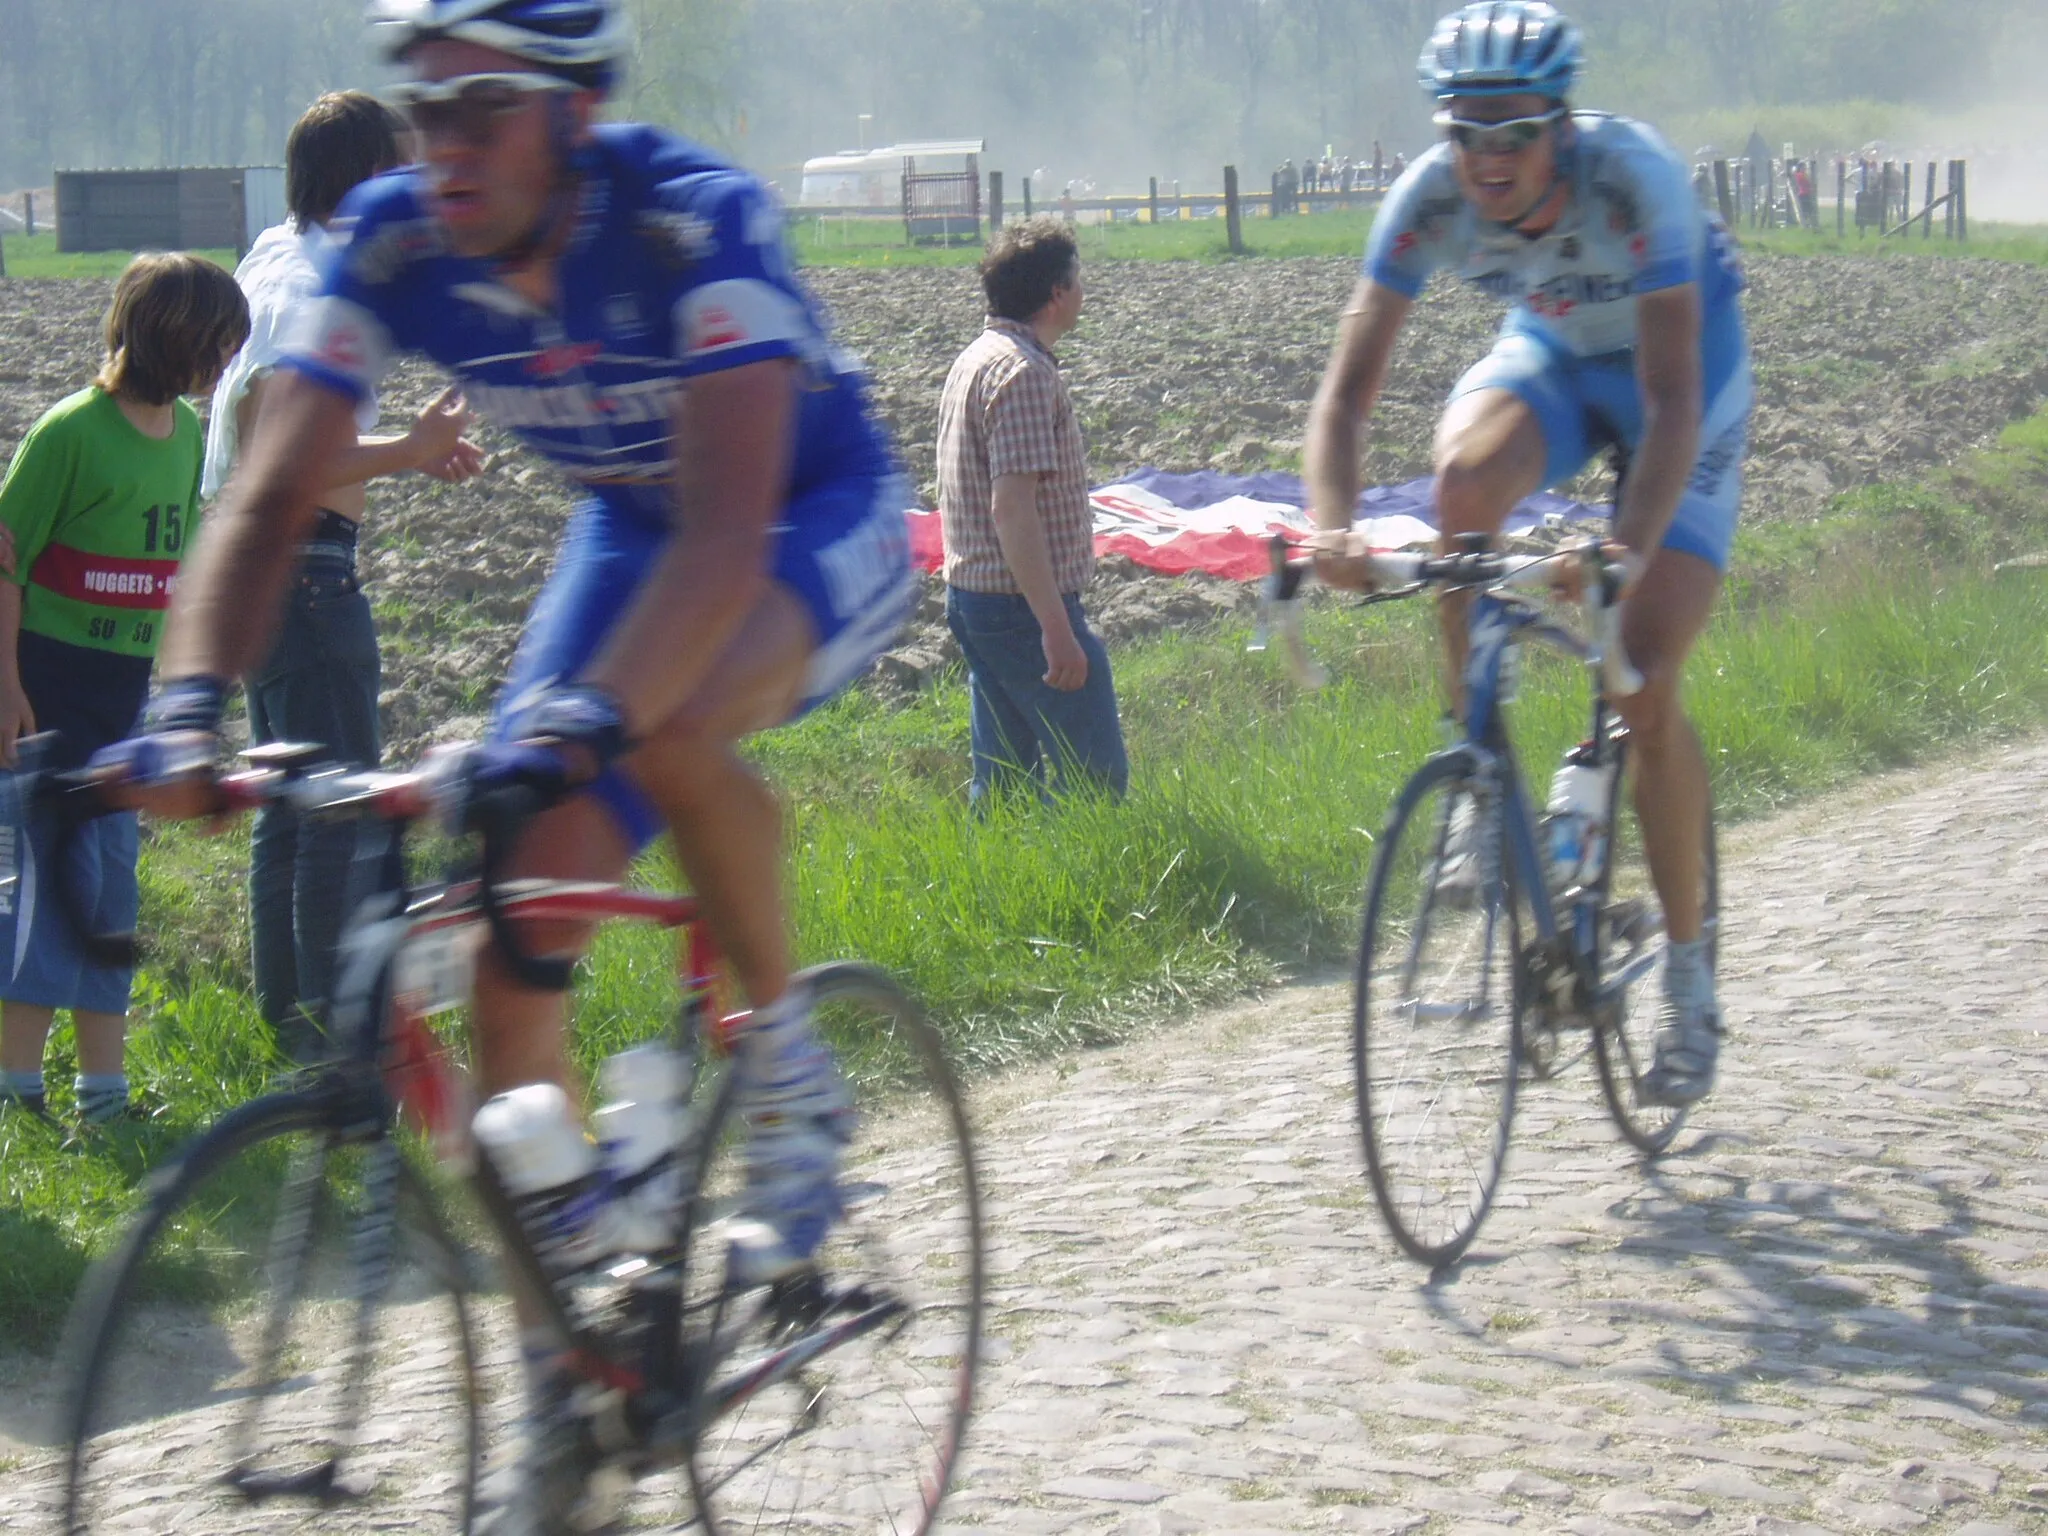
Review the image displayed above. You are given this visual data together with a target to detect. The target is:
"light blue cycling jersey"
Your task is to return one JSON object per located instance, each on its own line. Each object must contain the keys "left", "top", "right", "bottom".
{"left": 277, "top": 122, "right": 894, "bottom": 527}
{"left": 1366, "top": 112, "right": 1744, "bottom": 360}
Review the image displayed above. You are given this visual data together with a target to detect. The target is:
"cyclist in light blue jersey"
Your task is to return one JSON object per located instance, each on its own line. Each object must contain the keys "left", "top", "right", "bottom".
{"left": 1305, "top": 2, "right": 1743, "bottom": 1108}
{"left": 93, "top": 5, "right": 911, "bottom": 1524}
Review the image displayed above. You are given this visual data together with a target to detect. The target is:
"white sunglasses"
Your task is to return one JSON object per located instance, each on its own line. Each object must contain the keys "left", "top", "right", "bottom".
{"left": 387, "top": 72, "right": 578, "bottom": 142}
{"left": 1434, "top": 107, "right": 1566, "bottom": 155}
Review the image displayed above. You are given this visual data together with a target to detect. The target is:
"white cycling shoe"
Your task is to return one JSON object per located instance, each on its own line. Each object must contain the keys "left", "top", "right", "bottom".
{"left": 1643, "top": 990, "right": 1724, "bottom": 1107}
{"left": 728, "top": 1025, "right": 855, "bottom": 1287}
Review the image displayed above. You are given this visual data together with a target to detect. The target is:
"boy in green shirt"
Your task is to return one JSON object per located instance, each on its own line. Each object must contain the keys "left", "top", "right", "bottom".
{"left": 0, "top": 253, "right": 249, "bottom": 1124}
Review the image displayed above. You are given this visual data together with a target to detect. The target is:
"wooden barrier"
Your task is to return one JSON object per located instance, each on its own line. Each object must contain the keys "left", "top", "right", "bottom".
{"left": 1713, "top": 159, "right": 1735, "bottom": 228}
{"left": 1224, "top": 165, "right": 1244, "bottom": 254}
{"left": 989, "top": 170, "right": 1004, "bottom": 232}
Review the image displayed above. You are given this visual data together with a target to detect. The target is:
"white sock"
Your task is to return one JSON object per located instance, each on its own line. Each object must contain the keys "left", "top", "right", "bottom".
{"left": 1664, "top": 938, "right": 1714, "bottom": 1010}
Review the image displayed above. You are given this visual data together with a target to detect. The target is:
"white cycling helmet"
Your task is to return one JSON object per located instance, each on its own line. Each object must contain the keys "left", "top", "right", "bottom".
{"left": 1420, "top": 2, "right": 1583, "bottom": 101}
{"left": 369, "top": 0, "right": 632, "bottom": 90}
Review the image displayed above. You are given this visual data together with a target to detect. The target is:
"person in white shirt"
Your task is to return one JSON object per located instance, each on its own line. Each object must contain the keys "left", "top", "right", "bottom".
{"left": 207, "top": 90, "right": 482, "bottom": 1058}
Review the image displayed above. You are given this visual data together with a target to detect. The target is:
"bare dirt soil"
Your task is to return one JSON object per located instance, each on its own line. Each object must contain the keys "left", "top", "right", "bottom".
{"left": 5, "top": 250, "right": 2048, "bottom": 753}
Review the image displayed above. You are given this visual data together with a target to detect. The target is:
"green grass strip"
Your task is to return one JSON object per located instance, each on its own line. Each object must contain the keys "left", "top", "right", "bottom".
{"left": 0, "top": 231, "right": 238, "bottom": 279}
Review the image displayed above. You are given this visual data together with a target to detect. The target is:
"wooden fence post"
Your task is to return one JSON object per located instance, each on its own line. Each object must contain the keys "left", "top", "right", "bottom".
{"left": 1149, "top": 176, "right": 1160, "bottom": 226}
{"left": 1836, "top": 159, "right": 1846, "bottom": 238}
{"left": 988, "top": 171, "right": 1003, "bottom": 234}
{"left": 1762, "top": 157, "right": 1775, "bottom": 228}
{"left": 1713, "top": 160, "right": 1735, "bottom": 229}
{"left": 1923, "top": 161, "right": 1935, "bottom": 240}
{"left": 1224, "top": 165, "right": 1244, "bottom": 254}
{"left": 1022, "top": 176, "right": 1033, "bottom": 219}
{"left": 1956, "top": 161, "right": 1967, "bottom": 242}
{"left": 23, "top": 190, "right": 33, "bottom": 239}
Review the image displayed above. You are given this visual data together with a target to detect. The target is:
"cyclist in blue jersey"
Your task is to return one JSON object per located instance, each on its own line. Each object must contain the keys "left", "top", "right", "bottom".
{"left": 1304, "top": 2, "right": 1746, "bottom": 1109}
{"left": 94, "top": 4, "right": 912, "bottom": 1520}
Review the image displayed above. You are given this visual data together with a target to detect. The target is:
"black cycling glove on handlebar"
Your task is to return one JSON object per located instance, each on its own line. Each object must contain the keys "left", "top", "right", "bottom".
{"left": 462, "top": 683, "right": 633, "bottom": 820}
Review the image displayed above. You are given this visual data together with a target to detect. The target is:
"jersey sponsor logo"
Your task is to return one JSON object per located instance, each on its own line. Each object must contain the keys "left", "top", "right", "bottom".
{"left": 529, "top": 340, "right": 604, "bottom": 378}
{"left": 1628, "top": 233, "right": 1650, "bottom": 263}
{"left": 814, "top": 500, "right": 910, "bottom": 621}
{"left": 463, "top": 374, "right": 681, "bottom": 431}
{"left": 640, "top": 208, "right": 719, "bottom": 263}
{"left": 1393, "top": 231, "right": 1419, "bottom": 258}
{"left": 1526, "top": 270, "right": 1635, "bottom": 311}
{"left": 345, "top": 215, "right": 444, "bottom": 287}
{"left": 318, "top": 323, "right": 369, "bottom": 374}
{"left": 30, "top": 545, "right": 181, "bottom": 611}
{"left": 678, "top": 279, "right": 810, "bottom": 360}
{"left": 694, "top": 305, "right": 747, "bottom": 349}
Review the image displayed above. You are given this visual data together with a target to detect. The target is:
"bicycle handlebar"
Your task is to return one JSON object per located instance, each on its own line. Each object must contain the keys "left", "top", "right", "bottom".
{"left": 23, "top": 745, "right": 576, "bottom": 990}
{"left": 1256, "top": 534, "right": 1646, "bottom": 698}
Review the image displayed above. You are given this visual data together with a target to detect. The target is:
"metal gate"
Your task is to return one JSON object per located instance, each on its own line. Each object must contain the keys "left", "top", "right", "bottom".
{"left": 902, "top": 152, "right": 981, "bottom": 244}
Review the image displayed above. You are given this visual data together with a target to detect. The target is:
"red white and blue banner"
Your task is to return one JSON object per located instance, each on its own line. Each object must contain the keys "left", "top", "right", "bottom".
{"left": 907, "top": 471, "right": 1603, "bottom": 583}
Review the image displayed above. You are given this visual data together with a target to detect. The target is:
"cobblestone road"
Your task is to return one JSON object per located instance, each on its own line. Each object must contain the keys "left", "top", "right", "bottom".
{"left": 6, "top": 741, "right": 2048, "bottom": 1534}
{"left": 948, "top": 740, "right": 2048, "bottom": 1535}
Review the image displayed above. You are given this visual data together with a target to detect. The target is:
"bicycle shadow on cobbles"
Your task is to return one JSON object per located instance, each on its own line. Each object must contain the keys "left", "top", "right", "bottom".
{"left": 1412, "top": 1121, "right": 2048, "bottom": 1434}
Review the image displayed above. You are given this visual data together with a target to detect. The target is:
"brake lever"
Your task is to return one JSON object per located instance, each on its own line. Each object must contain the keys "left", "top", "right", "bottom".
{"left": 1247, "top": 535, "right": 1328, "bottom": 690}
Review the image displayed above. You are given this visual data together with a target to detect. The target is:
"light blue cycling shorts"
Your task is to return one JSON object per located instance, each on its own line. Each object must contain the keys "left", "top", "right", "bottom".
{"left": 494, "top": 473, "right": 915, "bottom": 851}
{"left": 1450, "top": 308, "right": 1753, "bottom": 571}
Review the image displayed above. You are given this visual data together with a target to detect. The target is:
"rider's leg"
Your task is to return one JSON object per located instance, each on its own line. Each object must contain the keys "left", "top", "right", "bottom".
{"left": 469, "top": 584, "right": 813, "bottom": 1094}
{"left": 1431, "top": 387, "right": 1549, "bottom": 708}
{"left": 1613, "top": 548, "right": 1722, "bottom": 944}
{"left": 629, "top": 582, "right": 815, "bottom": 1014}
{"left": 469, "top": 797, "right": 631, "bottom": 1099}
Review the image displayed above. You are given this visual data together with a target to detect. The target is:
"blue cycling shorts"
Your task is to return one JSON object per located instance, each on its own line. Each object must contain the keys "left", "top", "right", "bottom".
{"left": 1450, "top": 307, "right": 1753, "bottom": 570}
{"left": 494, "top": 475, "right": 914, "bottom": 852}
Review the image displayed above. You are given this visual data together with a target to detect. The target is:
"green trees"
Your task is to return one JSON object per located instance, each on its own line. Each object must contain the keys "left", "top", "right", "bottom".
{"left": 0, "top": 0, "right": 2021, "bottom": 200}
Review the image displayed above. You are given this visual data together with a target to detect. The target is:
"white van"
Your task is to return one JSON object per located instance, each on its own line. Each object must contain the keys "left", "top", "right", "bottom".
{"left": 798, "top": 141, "right": 985, "bottom": 209}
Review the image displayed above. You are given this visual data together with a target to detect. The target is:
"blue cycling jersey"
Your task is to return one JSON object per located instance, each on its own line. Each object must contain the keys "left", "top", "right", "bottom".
{"left": 279, "top": 123, "right": 893, "bottom": 528}
{"left": 1366, "top": 112, "right": 1745, "bottom": 359}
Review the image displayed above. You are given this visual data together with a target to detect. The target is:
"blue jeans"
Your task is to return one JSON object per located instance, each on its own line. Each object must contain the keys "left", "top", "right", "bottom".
{"left": 946, "top": 587, "right": 1128, "bottom": 805}
{"left": 245, "top": 549, "right": 381, "bottom": 1047}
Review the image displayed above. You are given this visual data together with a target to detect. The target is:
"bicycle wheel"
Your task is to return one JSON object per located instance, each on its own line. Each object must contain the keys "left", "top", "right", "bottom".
{"left": 684, "top": 963, "right": 984, "bottom": 1536}
{"left": 1354, "top": 752, "right": 1526, "bottom": 1268}
{"left": 1593, "top": 750, "right": 1721, "bottom": 1155}
{"left": 61, "top": 1089, "right": 485, "bottom": 1534}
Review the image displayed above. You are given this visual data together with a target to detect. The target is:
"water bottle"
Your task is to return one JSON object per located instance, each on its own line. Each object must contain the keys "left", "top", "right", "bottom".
{"left": 1543, "top": 744, "right": 1612, "bottom": 895}
{"left": 472, "top": 1083, "right": 614, "bottom": 1276}
{"left": 593, "top": 1043, "right": 692, "bottom": 1254}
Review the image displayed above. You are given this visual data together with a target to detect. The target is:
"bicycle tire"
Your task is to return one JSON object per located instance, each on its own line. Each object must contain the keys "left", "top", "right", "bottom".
{"left": 681, "top": 962, "right": 985, "bottom": 1536}
{"left": 1591, "top": 747, "right": 1721, "bottom": 1156}
{"left": 1354, "top": 751, "right": 1526, "bottom": 1269}
{"left": 60, "top": 1090, "right": 484, "bottom": 1534}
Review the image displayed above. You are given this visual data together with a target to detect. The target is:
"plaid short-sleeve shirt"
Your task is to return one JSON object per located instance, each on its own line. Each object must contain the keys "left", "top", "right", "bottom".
{"left": 936, "top": 319, "right": 1093, "bottom": 594}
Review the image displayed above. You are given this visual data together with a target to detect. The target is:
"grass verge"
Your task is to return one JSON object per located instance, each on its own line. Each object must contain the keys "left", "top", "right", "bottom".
{"left": 0, "top": 231, "right": 238, "bottom": 279}
{"left": 9, "top": 209, "right": 2045, "bottom": 276}
{"left": 8, "top": 408, "right": 2048, "bottom": 1347}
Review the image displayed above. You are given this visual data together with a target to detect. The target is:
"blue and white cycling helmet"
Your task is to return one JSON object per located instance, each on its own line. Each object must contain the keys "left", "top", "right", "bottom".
{"left": 1419, "top": 2, "right": 1582, "bottom": 101}
{"left": 368, "top": 0, "right": 631, "bottom": 91}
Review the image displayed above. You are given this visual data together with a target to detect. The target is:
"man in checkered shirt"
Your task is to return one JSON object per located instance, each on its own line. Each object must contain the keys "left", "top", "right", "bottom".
{"left": 937, "top": 216, "right": 1128, "bottom": 805}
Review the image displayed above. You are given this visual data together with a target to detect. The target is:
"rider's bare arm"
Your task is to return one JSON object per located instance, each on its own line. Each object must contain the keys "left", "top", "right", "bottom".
{"left": 1304, "top": 278, "right": 1412, "bottom": 583}
{"left": 1611, "top": 283, "right": 1703, "bottom": 562}
{"left": 160, "top": 373, "right": 360, "bottom": 682}
{"left": 579, "top": 357, "right": 799, "bottom": 737}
